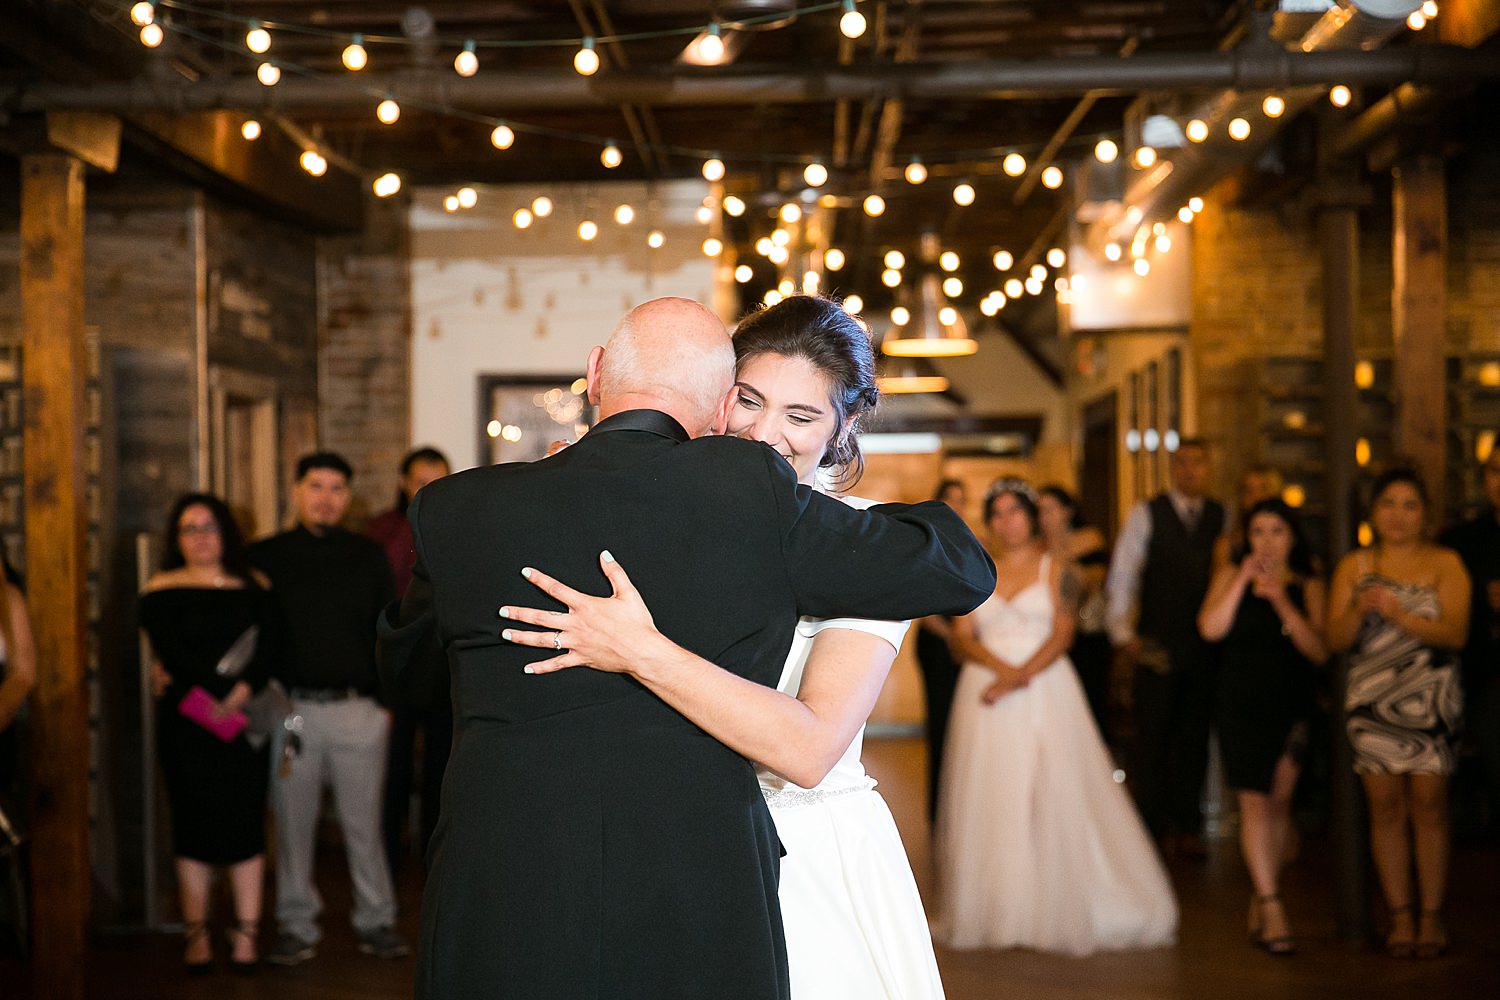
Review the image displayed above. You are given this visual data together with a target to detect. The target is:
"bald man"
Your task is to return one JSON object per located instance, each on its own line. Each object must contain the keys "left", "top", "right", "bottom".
{"left": 379, "top": 297, "right": 994, "bottom": 1000}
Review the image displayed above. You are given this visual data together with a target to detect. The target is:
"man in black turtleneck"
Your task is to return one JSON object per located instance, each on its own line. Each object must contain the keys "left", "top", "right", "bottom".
{"left": 249, "top": 452, "right": 406, "bottom": 966}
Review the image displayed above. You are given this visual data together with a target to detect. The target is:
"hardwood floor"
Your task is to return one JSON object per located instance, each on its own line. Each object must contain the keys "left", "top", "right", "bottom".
{"left": 6, "top": 738, "right": 1498, "bottom": 999}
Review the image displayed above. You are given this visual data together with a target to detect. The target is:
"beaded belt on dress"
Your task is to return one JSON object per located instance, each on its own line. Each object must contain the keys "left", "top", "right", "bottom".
{"left": 760, "top": 776, "right": 876, "bottom": 808}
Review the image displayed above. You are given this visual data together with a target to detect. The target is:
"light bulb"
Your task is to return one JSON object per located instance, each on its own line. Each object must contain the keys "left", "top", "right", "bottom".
{"left": 1046, "top": 247, "right": 1067, "bottom": 268}
{"left": 513, "top": 209, "right": 533, "bottom": 230}
{"left": 755, "top": 237, "right": 773, "bottom": 256}
{"left": 256, "top": 61, "right": 280, "bottom": 85}
{"left": 735, "top": 264, "right": 754, "bottom": 283}
{"left": 1262, "top": 95, "right": 1285, "bottom": 118}
{"left": 1228, "top": 117, "right": 1251, "bottom": 141}
{"left": 574, "top": 38, "right": 599, "bottom": 76}
{"left": 953, "top": 183, "right": 975, "bottom": 206}
{"left": 698, "top": 25, "right": 725, "bottom": 63}
{"left": 803, "top": 163, "right": 829, "bottom": 187}
{"left": 140, "top": 24, "right": 164, "bottom": 49}
{"left": 647, "top": 231, "right": 665, "bottom": 249}
{"left": 490, "top": 124, "right": 515, "bottom": 149}
{"left": 772, "top": 228, "right": 791, "bottom": 247}
{"left": 891, "top": 307, "right": 910, "bottom": 325}
{"left": 993, "top": 250, "right": 1014, "bottom": 271}
{"left": 703, "top": 237, "right": 724, "bottom": 257}
{"left": 444, "top": 196, "right": 460, "bottom": 212}
{"left": 240, "top": 119, "right": 261, "bottom": 141}
{"left": 1422, "top": 0, "right": 1438, "bottom": 16}
{"left": 942, "top": 277, "right": 963, "bottom": 298}
{"left": 884, "top": 250, "right": 905, "bottom": 270}
{"left": 1094, "top": 139, "right": 1118, "bottom": 164}
{"left": 246, "top": 26, "right": 271, "bottom": 55}
{"left": 881, "top": 269, "right": 901, "bottom": 288}
{"left": 702, "top": 158, "right": 725, "bottom": 182}
{"left": 802, "top": 271, "right": 820, "bottom": 294}
{"left": 376, "top": 99, "right": 400, "bottom": 124}
{"left": 842, "top": 294, "right": 863, "bottom": 315}
{"left": 1104, "top": 242, "right": 1122, "bottom": 261}
{"left": 456, "top": 186, "right": 478, "bottom": 209}
{"left": 723, "top": 195, "right": 746, "bottom": 217}
{"left": 343, "top": 36, "right": 368, "bottom": 71}
{"left": 939, "top": 306, "right": 958, "bottom": 326}
{"left": 768, "top": 246, "right": 790, "bottom": 265}
{"left": 601, "top": 143, "right": 622, "bottom": 168}
{"left": 372, "top": 173, "right": 401, "bottom": 198}
{"left": 825, "top": 248, "right": 846, "bottom": 271}
{"left": 455, "top": 41, "right": 479, "bottom": 77}
{"left": 614, "top": 204, "right": 635, "bottom": 225}
{"left": 1189, "top": 196, "right": 1204, "bottom": 214}
{"left": 1134, "top": 258, "right": 1151, "bottom": 277}
{"left": 1330, "top": 85, "right": 1352, "bottom": 108}
{"left": 1134, "top": 146, "right": 1157, "bottom": 168}
{"left": 1030, "top": 264, "right": 1048, "bottom": 281}
{"left": 1002, "top": 152, "right": 1026, "bottom": 177}
{"left": 764, "top": 289, "right": 784, "bottom": 306}
{"left": 904, "top": 159, "right": 927, "bottom": 185}
{"left": 130, "top": 2, "right": 154, "bottom": 27}
{"left": 1005, "top": 278, "right": 1024, "bottom": 298}
{"left": 940, "top": 251, "right": 960, "bottom": 272}
{"left": 1024, "top": 278, "right": 1043, "bottom": 296}
{"left": 299, "top": 150, "right": 327, "bottom": 177}
{"left": 780, "top": 203, "right": 802, "bottom": 224}
{"left": 1178, "top": 206, "right": 1195, "bottom": 223}
{"left": 578, "top": 220, "right": 598, "bottom": 241}
{"left": 1407, "top": 11, "right": 1426, "bottom": 29}
{"left": 1041, "top": 165, "right": 1064, "bottom": 189}
{"left": 1155, "top": 235, "right": 1172, "bottom": 254}
{"left": 840, "top": 1, "right": 867, "bottom": 39}
{"left": 695, "top": 205, "right": 714, "bottom": 224}
{"left": 530, "top": 196, "right": 553, "bottom": 218}
{"left": 1186, "top": 119, "right": 1208, "bottom": 143}
{"left": 863, "top": 194, "right": 885, "bottom": 217}
{"left": 980, "top": 297, "right": 999, "bottom": 317}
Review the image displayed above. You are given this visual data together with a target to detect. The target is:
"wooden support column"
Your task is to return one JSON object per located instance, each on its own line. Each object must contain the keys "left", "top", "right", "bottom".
{"left": 20, "top": 151, "right": 91, "bottom": 1000}
{"left": 1392, "top": 155, "right": 1449, "bottom": 520}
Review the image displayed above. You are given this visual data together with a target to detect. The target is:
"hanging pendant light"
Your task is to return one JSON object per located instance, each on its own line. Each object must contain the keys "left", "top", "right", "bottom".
{"left": 876, "top": 356, "right": 950, "bottom": 394}
{"left": 879, "top": 233, "right": 977, "bottom": 358}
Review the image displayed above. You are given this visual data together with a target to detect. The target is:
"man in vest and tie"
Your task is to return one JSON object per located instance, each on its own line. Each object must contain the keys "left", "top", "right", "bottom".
{"left": 1106, "top": 438, "right": 1225, "bottom": 858}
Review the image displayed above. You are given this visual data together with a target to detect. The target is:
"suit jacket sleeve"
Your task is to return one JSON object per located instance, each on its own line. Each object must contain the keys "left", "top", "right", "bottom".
{"left": 376, "top": 490, "right": 444, "bottom": 705}
{"left": 764, "top": 449, "right": 996, "bottom": 621}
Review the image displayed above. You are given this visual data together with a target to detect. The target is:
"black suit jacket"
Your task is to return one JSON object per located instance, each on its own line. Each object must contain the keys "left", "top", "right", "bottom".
{"left": 378, "top": 409, "right": 995, "bottom": 1000}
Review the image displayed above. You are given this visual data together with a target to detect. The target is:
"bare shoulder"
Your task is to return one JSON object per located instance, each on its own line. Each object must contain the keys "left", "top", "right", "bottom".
{"left": 142, "top": 568, "right": 187, "bottom": 594}
{"left": 1427, "top": 545, "right": 1469, "bottom": 580}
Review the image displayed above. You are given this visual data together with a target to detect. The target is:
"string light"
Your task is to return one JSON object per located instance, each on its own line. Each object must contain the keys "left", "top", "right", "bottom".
{"left": 755, "top": 237, "right": 774, "bottom": 256}
{"left": 1407, "top": 10, "right": 1426, "bottom": 29}
{"left": 574, "top": 37, "right": 600, "bottom": 75}
{"left": 842, "top": 294, "right": 863, "bottom": 315}
{"left": 825, "top": 248, "right": 846, "bottom": 271}
{"left": 1189, "top": 197, "right": 1204, "bottom": 213}
{"left": 343, "top": 34, "right": 368, "bottom": 71}
{"left": 905, "top": 158, "right": 927, "bottom": 185}
{"left": 457, "top": 186, "right": 478, "bottom": 209}
{"left": 1046, "top": 247, "right": 1067, "bottom": 268}
{"left": 735, "top": 264, "right": 754, "bottom": 283}
{"left": 578, "top": 220, "right": 598, "bottom": 241}
{"left": 246, "top": 25, "right": 271, "bottom": 55}
{"left": 648, "top": 230, "right": 665, "bottom": 248}
{"left": 514, "top": 208, "right": 533, "bottom": 229}
{"left": 443, "top": 195, "right": 460, "bottom": 212}
{"left": 1041, "top": 166, "right": 1064, "bottom": 189}
{"left": 764, "top": 289, "right": 784, "bottom": 306}
{"left": 882, "top": 269, "right": 901, "bottom": 288}
{"left": 803, "top": 163, "right": 829, "bottom": 187}
{"left": 532, "top": 196, "right": 553, "bottom": 217}
{"left": 240, "top": 119, "right": 261, "bottom": 140}
{"left": 376, "top": 99, "right": 400, "bottom": 124}
{"left": 1155, "top": 234, "right": 1172, "bottom": 253}
{"left": 1330, "top": 85, "right": 1352, "bottom": 108}
{"left": 701, "top": 237, "right": 723, "bottom": 257}
{"left": 942, "top": 277, "right": 963, "bottom": 297}
{"left": 614, "top": 204, "right": 635, "bottom": 225}
{"left": 1186, "top": 119, "right": 1209, "bottom": 143}
{"left": 455, "top": 40, "right": 479, "bottom": 77}
{"left": 130, "top": 2, "right": 154, "bottom": 26}
{"left": 840, "top": 0, "right": 867, "bottom": 39}
{"left": 1228, "top": 117, "right": 1251, "bottom": 141}
{"left": 884, "top": 250, "right": 905, "bottom": 269}
{"left": 891, "top": 307, "right": 911, "bottom": 325}
{"left": 1134, "top": 146, "right": 1156, "bottom": 168}
{"left": 1030, "top": 264, "right": 1048, "bottom": 281}
{"left": 768, "top": 246, "right": 790, "bottom": 265}
{"left": 780, "top": 203, "right": 802, "bottom": 224}
{"left": 695, "top": 205, "right": 714, "bottom": 224}
{"left": 491, "top": 124, "right": 515, "bottom": 149}
{"left": 1134, "top": 258, "right": 1151, "bottom": 277}
{"left": 698, "top": 24, "right": 724, "bottom": 63}
{"left": 1104, "top": 242, "right": 1122, "bottom": 261}
{"left": 299, "top": 150, "right": 328, "bottom": 177}
{"left": 1262, "top": 95, "right": 1285, "bottom": 118}
{"left": 993, "top": 250, "right": 1014, "bottom": 271}
{"left": 723, "top": 195, "right": 746, "bottom": 217}
{"left": 953, "top": 183, "right": 975, "bottom": 206}
{"left": 938, "top": 306, "right": 958, "bottom": 326}
{"left": 1178, "top": 206, "right": 1194, "bottom": 224}
{"left": 702, "top": 157, "right": 726, "bottom": 182}
{"left": 1004, "top": 278, "right": 1023, "bottom": 298}
{"left": 256, "top": 61, "right": 280, "bottom": 86}
{"left": 601, "top": 143, "right": 622, "bottom": 168}
{"left": 1003, "top": 153, "right": 1026, "bottom": 177}
{"left": 372, "top": 173, "right": 401, "bottom": 198}
{"left": 980, "top": 296, "right": 1000, "bottom": 317}
{"left": 140, "top": 22, "right": 164, "bottom": 46}
{"left": 1423, "top": 1, "right": 1439, "bottom": 16}
{"left": 1094, "top": 139, "right": 1118, "bottom": 164}
{"left": 863, "top": 194, "right": 885, "bottom": 217}
{"left": 802, "top": 271, "right": 820, "bottom": 294}
{"left": 771, "top": 228, "right": 791, "bottom": 247}
{"left": 940, "top": 251, "right": 960, "bottom": 272}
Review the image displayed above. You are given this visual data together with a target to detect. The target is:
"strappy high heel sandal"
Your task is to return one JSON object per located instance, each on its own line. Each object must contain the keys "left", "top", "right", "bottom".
{"left": 183, "top": 920, "right": 213, "bottom": 975}
{"left": 1385, "top": 906, "right": 1416, "bottom": 958}
{"left": 228, "top": 919, "right": 260, "bottom": 975}
{"left": 1415, "top": 909, "right": 1447, "bottom": 959}
{"left": 1253, "top": 895, "right": 1296, "bottom": 956}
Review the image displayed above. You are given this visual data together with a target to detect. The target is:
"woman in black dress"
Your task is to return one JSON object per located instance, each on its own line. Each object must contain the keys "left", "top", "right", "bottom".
{"left": 139, "top": 494, "right": 278, "bottom": 973}
{"left": 1199, "top": 499, "right": 1326, "bottom": 954}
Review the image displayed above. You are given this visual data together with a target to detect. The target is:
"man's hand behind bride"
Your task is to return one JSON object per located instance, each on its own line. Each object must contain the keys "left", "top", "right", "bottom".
{"left": 499, "top": 551, "right": 667, "bottom": 675}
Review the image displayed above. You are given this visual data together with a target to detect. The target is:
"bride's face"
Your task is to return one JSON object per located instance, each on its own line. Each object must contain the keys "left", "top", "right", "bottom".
{"left": 729, "top": 352, "right": 840, "bottom": 485}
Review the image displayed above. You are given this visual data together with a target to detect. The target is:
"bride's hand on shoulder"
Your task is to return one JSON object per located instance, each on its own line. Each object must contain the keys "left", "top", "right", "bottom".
{"left": 499, "top": 551, "right": 664, "bottom": 676}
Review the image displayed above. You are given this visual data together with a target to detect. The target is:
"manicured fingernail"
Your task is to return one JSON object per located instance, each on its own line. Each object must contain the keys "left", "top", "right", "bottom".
{"left": 501, "top": 629, "right": 512, "bottom": 641}
{"left": 521, "top": 567, "right": 533, "bottom": 579}
{"left": 499, "top": 607, "right": 510, "bottom": 619}
{"left": 523, "top": 665, "right": 534, "bottom": 674}
{"left": 601, "top": 550, "right": 615, "bottom": 563}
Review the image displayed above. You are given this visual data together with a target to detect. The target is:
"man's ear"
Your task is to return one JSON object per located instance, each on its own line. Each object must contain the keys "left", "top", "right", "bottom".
{"left": 710, "top": 384, "right": 737, "bottom": 436}
{"left": 585, "top": 346, "right": 605, "bottom": 405}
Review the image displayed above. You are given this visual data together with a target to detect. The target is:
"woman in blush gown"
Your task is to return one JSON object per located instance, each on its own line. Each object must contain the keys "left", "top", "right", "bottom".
{"left": 932, "top": 478, "right": 1177, "bottom": 957}
{"left": 502, "top": 295, "right": 951, "bottom": 999}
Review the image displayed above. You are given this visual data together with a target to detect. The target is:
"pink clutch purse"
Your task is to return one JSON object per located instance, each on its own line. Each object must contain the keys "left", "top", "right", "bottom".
{"left": 178, "top": 686, "right": 249, "bottom": 743}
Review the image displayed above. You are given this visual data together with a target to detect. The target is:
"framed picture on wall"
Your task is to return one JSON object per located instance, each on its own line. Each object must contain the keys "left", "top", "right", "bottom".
{"left": 476, "top": 374, "right": 595, "bottom": 466}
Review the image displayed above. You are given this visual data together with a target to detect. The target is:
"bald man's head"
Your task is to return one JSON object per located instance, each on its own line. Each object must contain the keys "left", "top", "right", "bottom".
{"left": 586, "top": 297, "right": 736, "bottom": 436}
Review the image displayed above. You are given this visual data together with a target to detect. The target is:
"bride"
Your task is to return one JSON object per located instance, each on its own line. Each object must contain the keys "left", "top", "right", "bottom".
{"left": 932, "top": 478, "right": 1177, "bottom": 956}
{"left": 501, "top": 295, "right": 947, "bottom": 999}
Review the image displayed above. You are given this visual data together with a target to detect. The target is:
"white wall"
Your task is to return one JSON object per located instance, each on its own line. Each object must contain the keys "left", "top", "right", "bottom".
{"left": 410, "top": 180, "right": 717, "bottom": 468}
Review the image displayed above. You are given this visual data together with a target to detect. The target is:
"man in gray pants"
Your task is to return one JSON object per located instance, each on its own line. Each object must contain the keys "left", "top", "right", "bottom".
{"left": 250, "top": 452, "right": 409, "bottom": 964}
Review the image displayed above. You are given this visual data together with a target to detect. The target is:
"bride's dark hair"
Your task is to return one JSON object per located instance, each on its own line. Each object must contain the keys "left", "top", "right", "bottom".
{"left": 732, "top": 295, "right": 879, "bottom": 487}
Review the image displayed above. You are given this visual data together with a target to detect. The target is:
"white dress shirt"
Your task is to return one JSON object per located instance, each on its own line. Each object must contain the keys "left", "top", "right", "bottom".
{"left": 1104, "top": 490, "right": 1212, "bottom": 647}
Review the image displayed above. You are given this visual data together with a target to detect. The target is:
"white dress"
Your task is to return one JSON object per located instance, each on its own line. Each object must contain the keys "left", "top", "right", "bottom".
{"left": 758, "top": 497, "right": 946, "bottom": 1000}
{"left": 931, "top": 555, "right": 1178, "bottom": 956}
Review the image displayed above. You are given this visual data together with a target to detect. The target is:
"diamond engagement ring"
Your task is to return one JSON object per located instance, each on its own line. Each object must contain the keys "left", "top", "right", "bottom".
{"left": 552, "top": 633, "right": 563, "bottom": 651}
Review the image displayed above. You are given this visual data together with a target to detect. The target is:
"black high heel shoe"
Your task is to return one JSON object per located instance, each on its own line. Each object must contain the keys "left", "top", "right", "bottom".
{"left": 183, "top": 920, "right": 213, "bottom": 975}
{"left": 1253, "top": 895, "right": 1296, "bottom": 956}
{"left": 228, "top": 919, "right": 260, "bottom": 975}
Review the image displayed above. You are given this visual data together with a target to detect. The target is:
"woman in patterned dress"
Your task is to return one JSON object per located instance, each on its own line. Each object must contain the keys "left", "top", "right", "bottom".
{"left": 1328, "top": 468, "right": 1470, "bottom": 958}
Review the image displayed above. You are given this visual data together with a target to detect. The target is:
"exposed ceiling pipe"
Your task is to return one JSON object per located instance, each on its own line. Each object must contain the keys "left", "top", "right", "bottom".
{"left": 6, "top": 46, "right": 1496, "bottom": 114}
{"left": 1325, "top": 80, "right": 1446, "bottom": 160}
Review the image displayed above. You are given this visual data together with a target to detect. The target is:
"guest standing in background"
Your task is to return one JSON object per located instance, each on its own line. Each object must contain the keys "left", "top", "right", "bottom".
{"left": 1106, "top": 438, "right": 1226, "bottom": 857}
{"left": 1038, "top": 485, "right": 1113, "bottom": 744}
{"left": 0, "top": 552, "right": 34, "bottom": 783}
{"left": 1328, "top": 468, "right": 1469, "bottom": 959}
{"left": 1213, "top": 464, "right": 1285, "bottom": 573}
{"left": 1439, "top": 442, "right": 1500, "bottom": 844}
{"left": 139, "top": 494, "right": 279, "bottom": 973}
{"left": 915, "top": 478, "right": 967, "bottom": 820}
{"left": 250, "top": 453, "right": 408, "bottom": 966}
{"left": 367, "top": 446, "right": 452, "bottom": 876}
{"left": 1198, "top": 499, "right": 1326, "bottom": 955}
